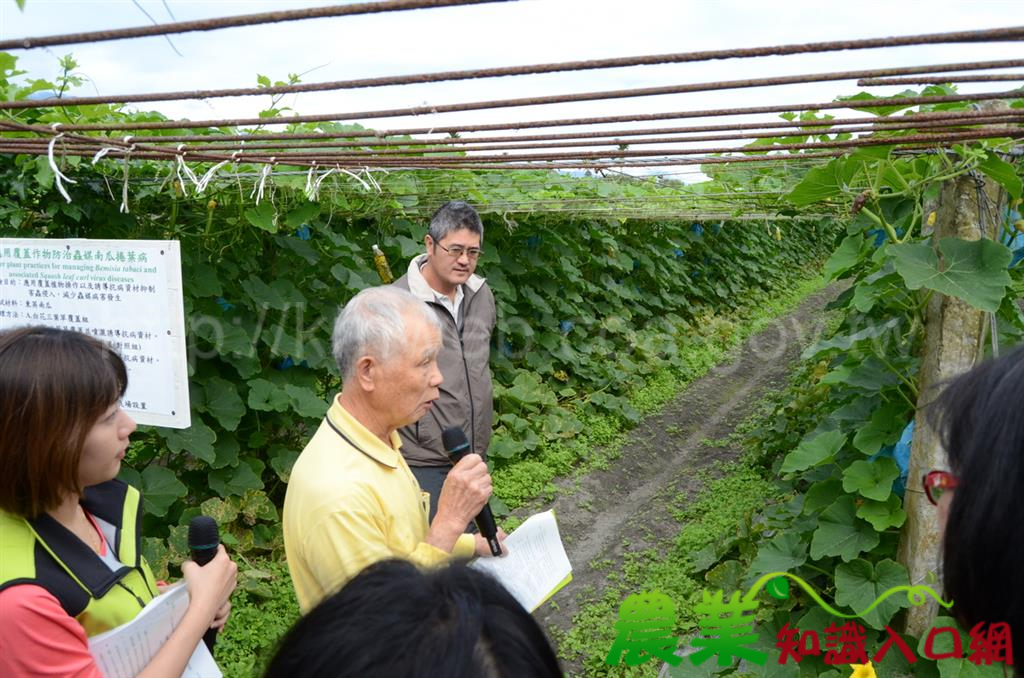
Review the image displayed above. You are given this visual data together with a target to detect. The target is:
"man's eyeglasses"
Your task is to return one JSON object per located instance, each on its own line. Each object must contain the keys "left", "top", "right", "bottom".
{"left": 435, "top": 243, "right": 483, "bottom": 260}
{"left": 923, "top": 470, "right": 958, "bottom": 505}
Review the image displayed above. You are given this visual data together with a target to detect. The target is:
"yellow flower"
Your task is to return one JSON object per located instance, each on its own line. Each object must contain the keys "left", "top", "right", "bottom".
{"left": 849, "top": 662, "right": 877, "bottom": 678}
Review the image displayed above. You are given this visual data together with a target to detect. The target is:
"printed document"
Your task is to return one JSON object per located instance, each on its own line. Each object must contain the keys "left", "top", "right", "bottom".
{"left": 88, "top": 583, "right": 221, "bottom": 678}
{"left": 470, "top": 509, "right": 572, "bottom": 612}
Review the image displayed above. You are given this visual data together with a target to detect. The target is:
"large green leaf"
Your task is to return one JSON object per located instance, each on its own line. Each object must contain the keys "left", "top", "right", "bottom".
{"left": 978, "top": 152, "right": 1022, "bottom": 201}
{"left": 140, "top": 465, "right": 187, "bottom": 517}
{"left": 822, "top": 234, "right": 867, "bottom": 281}
{"left": 801, "top": 317, "right": 901, "bottom": 360}
{"left": 819, "top": 356, "right": 900, "bottom": 392}
{"left": 748, "top": 531, "right": 808, "bottom": 576}
{"left": 209, "top": 459, "right": 265, "bottom": 497}
{"left": 243, "top": 202, "right": 277, "bottom": 233}
{"left": 852, "top": 402, "right": 909, "bottom": 455}
{"left": 780, "top": 430, "right": 846, "bottom": 473}
{"left": 247, "top": 378, "right": 291, "bottom": 412}
{"left": 890, "top": 238, "right": 1012, "bottom": 313}
{"left": 834, "top": 558, "right": 910, "bottom": 629}
{"left": 284, "top": 384, "right": 328, "bottom": 419}
{"left": 201, "top": 377, "right": 246, "bottom": 431}
{"left": 843, "top": 459, "right": 899, "bottom": 501}
{"left": 284, "top": 202, "right": 321, "bottom": 229}
{"left": 161, "top": 417, "right": 217, "bottom": 463}
{"left": 802, "top": 478, "right": 843, "bottom": 515}
{"left": 810, "top": 496, "right": 880, "bottom": 562}
{"left": 785, "top": 157, "right": 859, "bottom": 206}
{"left": 857, "top": 495, "right": 907, "bottom": 531}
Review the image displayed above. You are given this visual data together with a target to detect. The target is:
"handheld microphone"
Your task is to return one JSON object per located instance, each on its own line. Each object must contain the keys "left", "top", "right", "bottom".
{"left": 188, "top": 515, "right": 220, "bottom": 651}
{"left": 441, "top": 427, "right": 502, "bottom": 556}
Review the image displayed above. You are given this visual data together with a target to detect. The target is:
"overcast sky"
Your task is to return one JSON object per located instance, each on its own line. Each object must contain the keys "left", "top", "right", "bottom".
{"left": 1, "top": 0, "right": 1021, "bottom": 175}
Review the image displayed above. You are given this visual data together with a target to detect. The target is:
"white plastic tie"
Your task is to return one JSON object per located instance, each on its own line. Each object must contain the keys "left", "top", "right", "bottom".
{"left": 195, "top": 159, "right": 230, "bottom": 194}
{"left": 47, "top": 130, "right": 77, "bottom": 204}
{"left": 120, "top": 145, "right": 135, "bottom": 214}
{"left": 91, "top": 146, "right": 119, "bottom": 164}
{"left": 251, "top": 158, "right": 274, "bottom": 204}
{"left": 362, "top": 167, "right": 382, "bottom": 193}
{"left": 174, "top": 144, "right": 199, "bottom": 195}
{"left": 338, "top": 168, "right": 370, "bottom": 191}
{"left": 304, "top": 162, "right": 317, "bottom": 197}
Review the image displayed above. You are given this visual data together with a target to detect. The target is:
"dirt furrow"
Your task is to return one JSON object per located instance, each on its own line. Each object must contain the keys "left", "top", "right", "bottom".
{"left": 520, "top": 285, "right": 840, "bottom": 641}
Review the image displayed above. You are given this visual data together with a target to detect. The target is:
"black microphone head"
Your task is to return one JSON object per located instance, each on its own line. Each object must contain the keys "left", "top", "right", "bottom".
{"left": 441, "top": 427, "right": 470, "bottom": 457}
{"left": 188, "top": 515, "right": 219, "bottom": 551}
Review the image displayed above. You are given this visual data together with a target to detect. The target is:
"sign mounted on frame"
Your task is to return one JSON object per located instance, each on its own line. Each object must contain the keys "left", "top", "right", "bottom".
{"left": 0, "top": 238, "right": 190, "bottom": 428}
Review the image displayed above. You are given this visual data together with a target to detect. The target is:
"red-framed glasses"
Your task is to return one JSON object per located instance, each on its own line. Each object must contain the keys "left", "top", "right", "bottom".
{"left": 923, "top": 470, "right": 958, "bottom": 505}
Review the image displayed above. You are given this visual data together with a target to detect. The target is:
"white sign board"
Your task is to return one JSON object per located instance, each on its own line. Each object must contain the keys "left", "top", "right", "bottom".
{"left": 0, "top": 238, "right": 190, "bottom": 428}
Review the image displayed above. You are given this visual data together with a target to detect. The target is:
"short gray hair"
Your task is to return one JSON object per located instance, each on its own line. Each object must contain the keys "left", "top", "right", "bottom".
{"left": 332, "top": 286, "right": 440, "bottom": 380}
{"left": 427, "top": 201, "right": 483, "bottom": 243}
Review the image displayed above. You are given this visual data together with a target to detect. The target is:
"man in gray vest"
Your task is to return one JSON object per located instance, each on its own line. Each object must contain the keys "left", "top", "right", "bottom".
{"left": 394, "top": 201, "right": 496, "bottom": 522}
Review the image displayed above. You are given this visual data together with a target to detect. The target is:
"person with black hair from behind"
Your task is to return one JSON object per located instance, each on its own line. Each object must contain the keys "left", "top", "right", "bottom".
{"left": 263, "top": 559, "right": 562, "bottom": 678}
{"left": 926, "top": 344, "right": 1024, "bottom": 673}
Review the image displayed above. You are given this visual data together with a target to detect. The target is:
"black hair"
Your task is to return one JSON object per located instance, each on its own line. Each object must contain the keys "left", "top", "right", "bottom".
{"left": 932, "top": 344, "right": 1024, "bottom": 668}
{"left": 264, "top": 559, "right": 562, "bottom": 678}
{"left": 428, "top": 201, "right": 484, "bottom": 243}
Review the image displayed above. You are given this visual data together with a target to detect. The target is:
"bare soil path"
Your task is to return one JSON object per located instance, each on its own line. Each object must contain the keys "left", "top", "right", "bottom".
{"left": 517, "top": 285, "right": 841, "bottom": 649}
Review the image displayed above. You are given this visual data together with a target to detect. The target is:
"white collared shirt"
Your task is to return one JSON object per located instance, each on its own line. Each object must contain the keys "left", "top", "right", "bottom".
{"left": 432, "top": 284, "right": 464, "bottom": 324}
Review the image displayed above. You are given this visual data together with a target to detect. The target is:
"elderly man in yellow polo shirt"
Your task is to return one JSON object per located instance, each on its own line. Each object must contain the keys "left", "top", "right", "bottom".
{"left": 283, "top": 285, "right": 503, "bottom": 613}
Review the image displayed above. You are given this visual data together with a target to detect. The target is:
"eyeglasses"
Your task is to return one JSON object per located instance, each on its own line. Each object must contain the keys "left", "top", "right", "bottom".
{"left": 435, "top": 242, "right": 483, "bottom": 260}
{"left": 923, "top": 470, "right": 958, "bottom": 505}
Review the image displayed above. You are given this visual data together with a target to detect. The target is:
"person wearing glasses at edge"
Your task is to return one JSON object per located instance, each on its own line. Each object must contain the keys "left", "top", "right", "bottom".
{"left": 922, "top": 344, "right": 1024, "bottom": 672}
{"left": 393, "top": 201, "right": 496, "bottom": 525}
{"left": 0, "top": 327, "right": 237, "bottom": 678}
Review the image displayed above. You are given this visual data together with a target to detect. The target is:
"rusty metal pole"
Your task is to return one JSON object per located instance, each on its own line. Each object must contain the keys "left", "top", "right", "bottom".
{"left": 897, "top": 158, "right": 1006, "bottom": 637}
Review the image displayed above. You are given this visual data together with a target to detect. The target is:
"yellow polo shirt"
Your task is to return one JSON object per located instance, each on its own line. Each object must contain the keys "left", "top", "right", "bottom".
{"left": 283, "top": 396, "right": 476, "bottom": 612}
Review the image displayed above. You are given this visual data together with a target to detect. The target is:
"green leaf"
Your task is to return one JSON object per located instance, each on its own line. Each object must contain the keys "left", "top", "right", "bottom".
{"left": 978, "top": 152, "right": 1022, "bottom": 200}
{"left": 820, "top": 356, "right": 900, "bottom": 392}
{"left": 211, "top": 435, "right": 241, "bottom": 470}
{"left": 853, "top": 401, "right": 909, "bottom": 455}
{"left": 284, "top": 384, "right": 328, "bottom": 419}
{"left": 140, "top": 465, "right": 187, "bottom": 517}
{"left": 209, "top": 460, "right": 264, "bottom": 497}
{"left": 890, "top": 238, "right": 1012, "bottom": 313}
{"left": 243, "top": 202, "right": 277, "bottom": 233}
{"left": 187, "top": 262, "right": 223, "bottom": 297}
{"left": 201, "top": 377, "right": 246, "bottom": 431}
{"left": 822, "top": 234, "right": 866, "bottom": 281}
{"left": 802, "top": 479, "right": 843, "bottom": 515}
{"left": 199, "top": 497, "right": 240, "bottom": 524}
{"left": 857, "top": 495, "right": 907, "bottom": 531}
{"left": 801, "top": 317, "right": 901, "bottom": 360}
{"left": 749, "top": 532, "right": 808, "bottom": 576}
{"left": 842, "top": 458, "right": 900, "bottom": 502}
{"left": 284, "top": 202, "right": 320, "bottom": 229}
{"left": 785, "top": 157, "right": 858, "bottom": 206}
{"left": 161, "top": 417, "right": 217, "bottom": 463}
{"left": 837, "top": 91, "right": 916, "bottom": 116}
{"left": 810, "top": 496, "right": 880, "bottom": 562}
{"left": 240, "top": 276, "right": 287, "bottom": 310}
{"left": 834, "top": 558, "right": 910, "bottom": 629}
{"left": 247, "top": 378, "right": 291, "bottom": 412}
{"left": 780, "top": 430, "right": 846, "bottom": 473}
{"left": 268, "top": 445, "right": 300, "bottom": 482}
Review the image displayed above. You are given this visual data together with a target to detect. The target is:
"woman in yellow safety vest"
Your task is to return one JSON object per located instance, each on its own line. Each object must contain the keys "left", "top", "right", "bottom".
{"left": 0, "top": 326, "right": 237, "bottom": 677}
